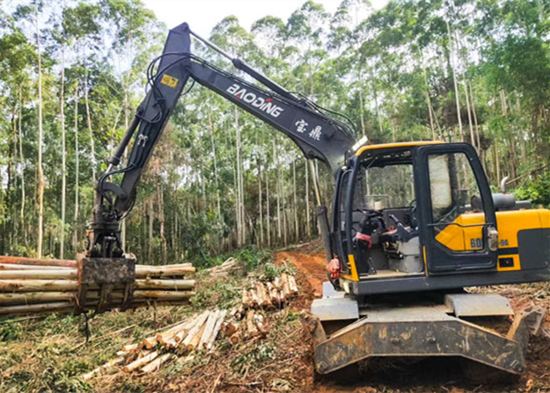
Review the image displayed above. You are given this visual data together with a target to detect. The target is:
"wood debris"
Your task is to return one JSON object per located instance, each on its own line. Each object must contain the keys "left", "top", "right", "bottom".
{"left": 80, "top": 308, "right": 228, "bottom": 380}
{"left": 208, "top": 257, "right": 240, "bottom": 276}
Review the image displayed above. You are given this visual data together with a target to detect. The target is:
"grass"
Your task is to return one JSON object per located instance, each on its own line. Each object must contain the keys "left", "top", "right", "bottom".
{"left": 0, "top": 305, "right": 193, "bottom": 393}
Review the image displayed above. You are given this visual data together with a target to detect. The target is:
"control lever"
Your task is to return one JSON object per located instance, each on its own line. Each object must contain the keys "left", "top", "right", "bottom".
{"left": 389, "top": 214, "right": 418, "bottom": 242}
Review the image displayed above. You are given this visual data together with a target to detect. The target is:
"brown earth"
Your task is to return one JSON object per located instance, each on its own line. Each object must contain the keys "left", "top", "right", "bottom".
{"left": 275, "top": 245, "right": 550, "bottom": 393}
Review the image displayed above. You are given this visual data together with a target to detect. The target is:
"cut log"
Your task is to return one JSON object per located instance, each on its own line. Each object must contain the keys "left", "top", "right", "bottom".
{"left": 0, "top": 280, "right": 77, "bottom": 292}
{"left": 229, "top": 331, "right": 241, "bottom": 345}
{"left": 204, "top": 309, "right": 227, "bottom": 350}
{"left": 0, "top": 270, "right": 77, "bottom": 280}
{"left": 0, "top": 256, "right": 77, "bottom": 268}
{"left": 0, "top": 301, "right": 74, "bottom": 316}
{"left": 187, "top": 319, "right": 207, "bottom": 351}
{"left": 135, "top": 279, "right": 195, "bottom": 290}
{"left": 0, "top": 263, "right": 72, "bottom": 271}
{"left": 174, "top": 317, "right": 201, "bottom": 343}
{"left": 246, "top": 310, "right": 258, "bottom": 336}
{"left": 81, "top": 356, "right": 125, "bottom": 380}
{"left": 143, "top": 336, "right": 158, "bottom": 349}
{"left": 255, "top": 283, "right": 265, "bottom": 307}
{"left": 133, "top": 290, "right": 195, "bottom": 301}
{"left": 249, "top": 289, "right": 259, "bottom": 308}
{"left": 266, "top": 283, "right": 279, "bottom": 306}
{"left": 141, "top": 353, "right": 173, "bottom": 373}
{"left": 241, "top": 289, "right": 250, "bottom": 308}
{"left": 156, "top": 319, "right": 193, "bottom": 345}
{"left": 198, "top": 310, "right": 220, "bottom": 349}
{"left": 223, "top": 321, "right": 238, "bottom": 338}
{"left": 122, "top": 343, "right": 140, "bottom": 352}
{"left": 278, "top": 289, "right": 285, "bottom": 304}
{"left": 288, "top": 275, "right": 298, "bottom": 296}
{"left": 256, "top": 282, "right": 270, "bottom": 307}
{"left": 137, "top": 263, "right": 192, "bottom": 269}
{"left": 0, "top": 291, "right": 74, "bottom": 305}
{"left": 273, "top": 276, "right": 282, "bottom": 290}
{"left": 123, "top": 351, "right": 159, "bottom": 373}
{"left": 135, "top": 266, "right": 195, "bottom": 278}
{"left": 182, "top": 311, "right": 209, "bottom": 351}
{"left": 254, "top": 313, "right": 269, "bottom": 336}
{"left": 281, "top": 273, "right": 291, "bottom": 298}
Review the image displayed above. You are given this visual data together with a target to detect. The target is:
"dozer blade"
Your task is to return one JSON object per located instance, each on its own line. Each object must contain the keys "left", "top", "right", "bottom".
{"left": 309, "top": 304, "right": 545, "bottom": 376}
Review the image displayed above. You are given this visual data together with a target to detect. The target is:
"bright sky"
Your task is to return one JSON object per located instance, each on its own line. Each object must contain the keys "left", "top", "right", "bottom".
{"left": 141, "top": 0, "right": 390, "bottom": 36}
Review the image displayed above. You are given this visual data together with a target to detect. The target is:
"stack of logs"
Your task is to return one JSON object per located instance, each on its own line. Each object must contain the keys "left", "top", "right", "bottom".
{"left": 0, "top": 256, "right": 196, "bottom": 316}
{"left": 82, "top": 309, "right": 227, "bottom": 379}
{"left": 241, "top": 272, "right": 298, "bottom": 309}
{"left": 208, "top": 257, "right": 240, "bottom": 277}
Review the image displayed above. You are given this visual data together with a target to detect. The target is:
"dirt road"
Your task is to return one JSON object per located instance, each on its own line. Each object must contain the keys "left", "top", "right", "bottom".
{"left": 275, "top": 250, "right": 327, "bottom": 297}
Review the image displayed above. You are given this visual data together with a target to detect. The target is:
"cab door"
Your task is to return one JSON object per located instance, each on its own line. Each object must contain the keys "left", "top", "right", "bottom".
{"left": 415, "top": 143, "right": 498, "bottom": 274}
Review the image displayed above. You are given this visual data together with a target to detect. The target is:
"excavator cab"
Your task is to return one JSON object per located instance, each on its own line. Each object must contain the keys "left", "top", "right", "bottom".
{"left": 332, "top": 141, "right": 549, "bottom": 296}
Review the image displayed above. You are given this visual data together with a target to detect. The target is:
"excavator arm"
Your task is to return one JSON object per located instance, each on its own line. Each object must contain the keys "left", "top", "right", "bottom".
{"left": 86, "top": 22, "right": 356, "bottom": 259}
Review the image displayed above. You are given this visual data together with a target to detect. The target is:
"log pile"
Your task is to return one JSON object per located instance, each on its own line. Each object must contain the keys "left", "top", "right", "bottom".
{"left": 207, "top": 257, "right": 241, "bottom": 277}
{"left": 0, "top": 256, "right": 196, "bottom": 316}
{"left": 82, "top": 309, "right": 227, "bottom": 379}
{"left": 241, "top": 272, "right": 298, "bottom": 310}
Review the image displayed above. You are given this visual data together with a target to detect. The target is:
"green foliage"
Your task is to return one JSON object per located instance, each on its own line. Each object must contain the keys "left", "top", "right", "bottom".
{"left": 0, "top": 320, "right": 23, "bottom": 342}
{"left": 230, "top": 344, "right": 276, "bottom": 374}
{"left": 234, "top": 247, "right": 273, "bottom": 272}
{"left": 515, "top": 172, "right": 550, "bottom": 208}
{"left": 191, "top": 280, "right": 240, "bottom": 310}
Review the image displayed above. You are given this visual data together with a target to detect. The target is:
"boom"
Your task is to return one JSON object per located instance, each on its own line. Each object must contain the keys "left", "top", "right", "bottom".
{"left": 86, "top": 22, "right": 356, "bottom": 258}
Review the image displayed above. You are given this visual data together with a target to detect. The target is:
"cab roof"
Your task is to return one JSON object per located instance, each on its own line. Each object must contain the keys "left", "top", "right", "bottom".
{"left": 355, "top": 141, "right": 444, "bottom": 156}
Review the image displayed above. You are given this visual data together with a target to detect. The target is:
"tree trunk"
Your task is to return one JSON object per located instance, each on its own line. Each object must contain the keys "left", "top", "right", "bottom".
{"left": 257, "top": 144, "right": 263, "bottom": 247}
{"left": 157, "top": 181, "right": 167, "bottom": 264}
{"left": 36, "top": 10, "right": 45, "bottom": 259}
{"left": 60, "top": 44, "right": 66, "bottom": 259}
{"left": 462, "top": 81, "right": 475, "bottom": 149}
{"left": 208, "top": 111, "right": 221, "bottom": 221}
{"left": 468, "top": 82, "right": 481, "bottom": 151}
{"left": 446, "top": 19, "right": 463, "bottom": 140}
{"left": 305, "top": 159, "right": 311, "bottom": 238}
{"left": 234, "top": 108, "right": 242, "bottom": 248}
{"left": 73, "top": 84, "right": 80, "bottom": 253}
{"left": 84, "top": 69, "right": 96, "bottom": 183}
{"left": 293, "top": 160, "right": 299, "bottom": 242}
{"left": 18, "top": 87, "right": 25, "bottom": 240}
{"left": 121, "top": 88, "right": 130, "bottom": 250}
{"left": 266, "top": 166, "right": 271, "bottom": 247}
{"left": 148, "top": 198, "right": 154, "bottom": 262}
{"left": 274, "top": 139, "right": 281, "bottom": 242}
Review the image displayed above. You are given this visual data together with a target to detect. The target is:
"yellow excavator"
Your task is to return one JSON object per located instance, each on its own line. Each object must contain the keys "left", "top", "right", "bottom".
{"left": 79, "top": 22, "right": 550, "bottom": 380}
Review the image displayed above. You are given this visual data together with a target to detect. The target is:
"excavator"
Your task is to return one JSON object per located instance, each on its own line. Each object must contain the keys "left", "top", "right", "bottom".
{"left": 79, "top": 22, "right": 550, "bottom": 380}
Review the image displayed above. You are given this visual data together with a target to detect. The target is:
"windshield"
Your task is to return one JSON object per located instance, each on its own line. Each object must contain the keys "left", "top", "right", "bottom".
{"left": 354, "top": 163, "right": 415, "bottom": 210}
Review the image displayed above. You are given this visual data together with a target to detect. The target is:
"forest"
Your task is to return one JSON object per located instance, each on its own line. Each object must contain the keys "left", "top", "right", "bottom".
{"left": 1, "top": 0, "right": 549, "bottom": 266}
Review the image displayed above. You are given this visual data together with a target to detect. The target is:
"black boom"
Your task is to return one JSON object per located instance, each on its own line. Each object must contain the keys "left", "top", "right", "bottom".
{"left": 86, "top": 22, "right": 356, "bottom": 258}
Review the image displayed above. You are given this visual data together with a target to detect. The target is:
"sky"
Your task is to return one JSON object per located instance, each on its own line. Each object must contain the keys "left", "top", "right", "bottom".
{"left": 141, "top": 0, "right": 390, "bottom": 36}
